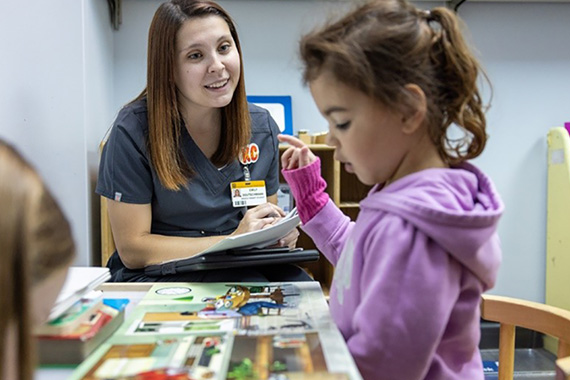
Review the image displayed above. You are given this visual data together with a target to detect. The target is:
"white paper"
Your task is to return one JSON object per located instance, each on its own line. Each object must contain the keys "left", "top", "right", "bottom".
{"left": 161, "top": 208, "right": 300, "bottom": 263}
{"left": 49, "top": 267, "right": 111, "bottom": 320}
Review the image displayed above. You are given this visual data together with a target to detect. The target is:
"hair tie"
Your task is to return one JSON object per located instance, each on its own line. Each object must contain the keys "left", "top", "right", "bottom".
{"left": 420, "top": 9, "right": 433, "bottom": 22}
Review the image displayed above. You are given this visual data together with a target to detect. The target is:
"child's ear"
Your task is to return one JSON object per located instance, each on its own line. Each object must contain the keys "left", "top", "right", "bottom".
{"left": 401, "top": 84, "right": 427, "bottom": 135}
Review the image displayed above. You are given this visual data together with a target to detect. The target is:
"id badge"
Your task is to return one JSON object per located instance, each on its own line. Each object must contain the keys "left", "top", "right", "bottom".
{"left": 231, "top": 180, "right": 267, "bottom": 207}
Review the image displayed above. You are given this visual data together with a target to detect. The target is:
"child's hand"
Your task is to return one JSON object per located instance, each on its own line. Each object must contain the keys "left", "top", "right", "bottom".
{"left": 278, "top": 134, "right": 318, "bottom": 170}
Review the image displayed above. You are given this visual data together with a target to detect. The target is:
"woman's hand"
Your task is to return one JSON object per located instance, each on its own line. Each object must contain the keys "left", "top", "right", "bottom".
{"left": 278, "top": 134, "right": 318, "bottom": 170}
{"left": 231, "top": 203, "right": 285, "bottom": 236}
{"left": 276, "top": 227, "right": 300, "bottom": 249}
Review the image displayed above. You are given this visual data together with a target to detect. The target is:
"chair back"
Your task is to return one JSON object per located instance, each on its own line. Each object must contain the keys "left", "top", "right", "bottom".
{"left": 99, "top": 140, "right": 116, "bottom": 266}
{"left": 481, "top": 294, "right": 570, "bottom": 380}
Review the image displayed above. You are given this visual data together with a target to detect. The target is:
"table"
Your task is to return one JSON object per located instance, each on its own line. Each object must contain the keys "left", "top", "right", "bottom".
{"left": 36, "top": 282, "right": 362, "bottom": 380}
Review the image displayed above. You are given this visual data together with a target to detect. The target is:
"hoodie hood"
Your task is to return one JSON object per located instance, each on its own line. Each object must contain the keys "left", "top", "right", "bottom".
{"left": 360, "top": 162, "right": 504, "bottom": 290}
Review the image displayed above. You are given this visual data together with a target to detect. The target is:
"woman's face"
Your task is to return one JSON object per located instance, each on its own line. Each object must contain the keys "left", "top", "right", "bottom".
{"left": 30, "top": 266, "right": 69, "bottom": 326}
{"left": 174, "top": 15, "right": 241, "bottom": 114}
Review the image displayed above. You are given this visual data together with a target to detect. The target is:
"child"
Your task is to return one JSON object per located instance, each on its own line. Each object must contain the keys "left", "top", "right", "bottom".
{"left": 0, "top": 139, "right": 75, "bottom": 380}
{"left": 278, "top": 1, "right": 503, "bottom": 379}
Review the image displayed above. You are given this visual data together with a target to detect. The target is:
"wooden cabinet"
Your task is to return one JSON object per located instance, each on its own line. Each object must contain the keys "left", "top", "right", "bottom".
{"left": 279, "top": 144, "right": 372, "bottom": 291}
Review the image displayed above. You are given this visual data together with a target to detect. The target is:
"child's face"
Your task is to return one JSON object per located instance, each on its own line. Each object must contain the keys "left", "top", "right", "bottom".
{"left": 173, "top": 15, "right": 241, "bottom": 114}
{"left": 30, "top": 266, "right": 70, "bottom": 326}
{"left": 309, "top": 72, "right": 413, "bottom": 186}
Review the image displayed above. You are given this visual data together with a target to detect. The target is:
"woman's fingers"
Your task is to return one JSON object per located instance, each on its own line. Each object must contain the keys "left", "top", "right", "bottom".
{"left": 233, "top": 203, "right": 286, "bottom": 236}
{"left": 246, "top": 203, "right": 285, "bottom": 221}
{"left": 278, "top": 227, "right": 300, "bottom": 249}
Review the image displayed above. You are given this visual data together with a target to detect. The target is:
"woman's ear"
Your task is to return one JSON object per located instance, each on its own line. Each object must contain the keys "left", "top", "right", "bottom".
{"left": 401, "top": 84, "right": 427, "bottom": 135}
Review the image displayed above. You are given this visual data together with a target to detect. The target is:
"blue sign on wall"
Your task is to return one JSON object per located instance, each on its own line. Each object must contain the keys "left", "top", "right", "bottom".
{"left": 247, "top": 95, "right": 293, "bottom": 136}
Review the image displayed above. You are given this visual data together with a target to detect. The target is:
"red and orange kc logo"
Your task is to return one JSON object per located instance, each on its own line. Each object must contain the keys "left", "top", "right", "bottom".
{"left": 239, "top": 143, "right": 259, "bottom": 165}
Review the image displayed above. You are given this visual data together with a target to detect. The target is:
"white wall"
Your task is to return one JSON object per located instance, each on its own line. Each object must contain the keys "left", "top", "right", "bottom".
{"left": 1, "top": 0, "right": 569, "bottom": 302}
{"left": 0, "top": 0, "right": 89, "bottom": 264}
{"left": 459, "top": 2, "right": 570, "bottom": 301}
{"left": 0, "top": 0, "right": 115, "bottom": 265}
{"left": 84, "top": 0, "right": 116, "bottom": 263}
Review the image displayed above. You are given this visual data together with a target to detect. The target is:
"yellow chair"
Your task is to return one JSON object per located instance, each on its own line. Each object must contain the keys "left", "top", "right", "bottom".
{"left": 481, "top": 294, "right": 570, "bottom": 380}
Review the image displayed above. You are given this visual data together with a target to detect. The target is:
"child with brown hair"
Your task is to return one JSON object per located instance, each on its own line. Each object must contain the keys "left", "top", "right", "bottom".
{"left": 279, "top": 0, "right": 503, "bottom": 379}
{"left": 0, "top": 139, "right": 75, "bottom": 380}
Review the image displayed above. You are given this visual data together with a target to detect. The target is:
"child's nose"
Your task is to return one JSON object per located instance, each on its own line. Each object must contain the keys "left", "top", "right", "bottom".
{"left": 325, "top": 130, "right": 337, "bottom": 147}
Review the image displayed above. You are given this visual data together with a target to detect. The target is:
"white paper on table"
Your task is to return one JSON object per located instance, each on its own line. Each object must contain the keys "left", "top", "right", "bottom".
{"left": 160, "top": 208, "right": 301, "bottom": 263}
{"left": 49, "top": 267, "right": 111, "bottom": 321}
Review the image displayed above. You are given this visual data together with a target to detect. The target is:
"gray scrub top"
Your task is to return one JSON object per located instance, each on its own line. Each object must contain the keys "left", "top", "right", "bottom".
{"left": 96, "top": 98, "right": 280, "bottom": 238}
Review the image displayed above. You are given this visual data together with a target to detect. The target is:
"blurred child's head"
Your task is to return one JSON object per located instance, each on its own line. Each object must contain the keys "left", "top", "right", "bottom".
{"left": 0, "top": 139, "right": 75, "bottom": 380}
{"left": 300, "top": 0, "right": 490, "bottom": 185}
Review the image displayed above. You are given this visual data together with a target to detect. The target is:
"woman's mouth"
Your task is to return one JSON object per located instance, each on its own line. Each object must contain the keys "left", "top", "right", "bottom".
{"left": 205, "top": 79, "right": 229, "bottom": 89}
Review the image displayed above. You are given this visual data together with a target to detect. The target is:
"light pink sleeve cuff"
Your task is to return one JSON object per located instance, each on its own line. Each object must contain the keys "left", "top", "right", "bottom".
{"left": 281, "top": 157, "right": 330, "bottom": 224}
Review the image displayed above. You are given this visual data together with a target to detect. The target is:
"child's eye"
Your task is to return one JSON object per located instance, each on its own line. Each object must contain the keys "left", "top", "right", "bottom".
{"left": 336, "top": 121, "right": 351, "bottom": 130}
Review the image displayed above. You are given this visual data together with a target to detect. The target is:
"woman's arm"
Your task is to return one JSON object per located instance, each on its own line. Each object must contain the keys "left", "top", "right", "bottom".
{"left": 267, "top": 194, "right": 278, "bottom": 205}
{"left": 107, "top": 200, "right": 285, "bottom": 269}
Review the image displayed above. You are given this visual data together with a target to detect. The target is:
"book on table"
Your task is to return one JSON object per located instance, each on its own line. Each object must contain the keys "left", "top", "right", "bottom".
{"left": 34, "top": 290, "right": 103, "bottom": 336}
{"left": 67, "top": 282, "right": 363, "bottom": 380}
{"left": 36, "top": 300, "right": 128, "bottom": 365}
{"left": 49, "top": 266, "right": 111, "bottom": 321}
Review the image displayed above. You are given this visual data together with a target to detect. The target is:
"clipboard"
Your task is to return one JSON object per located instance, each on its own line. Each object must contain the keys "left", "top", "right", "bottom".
{"left": 144, "top": 248, "right": 319, "bottom": 276}
{"left": 198, "top": 208, "right": 300, "bottom": 254}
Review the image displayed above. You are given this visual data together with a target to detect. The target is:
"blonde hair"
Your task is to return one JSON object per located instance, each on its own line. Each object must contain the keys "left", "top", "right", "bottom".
{"left": 300, "top": 0, "right": 491, "bottom": 164}
{"left": 0, "top": 140, "right": 75, "bottom": 380}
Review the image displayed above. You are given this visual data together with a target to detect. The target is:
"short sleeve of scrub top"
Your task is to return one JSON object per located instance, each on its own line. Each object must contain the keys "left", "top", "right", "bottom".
{"left": 96, "top": 99, "right": 281, "bottom": 238}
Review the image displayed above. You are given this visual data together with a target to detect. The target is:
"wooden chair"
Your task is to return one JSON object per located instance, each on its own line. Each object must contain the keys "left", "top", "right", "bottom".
{"left": 99, "top": 140, "right": 116, "bottom": 266}
{"left": 481, "top": 294, "right": 570, "bottom": 380}
{"left": 100, "top": 195, "right": 116, "bottom": 266}
{"left": 557, "top": 356, "right": 570, "bottom": 380}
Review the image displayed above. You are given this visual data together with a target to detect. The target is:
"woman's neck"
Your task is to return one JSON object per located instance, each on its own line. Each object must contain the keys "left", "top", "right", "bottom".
{"left": 179, "top": 103, "right": 222, "bottom": 159}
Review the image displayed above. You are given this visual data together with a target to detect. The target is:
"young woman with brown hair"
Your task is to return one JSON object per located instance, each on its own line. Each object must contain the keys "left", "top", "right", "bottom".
{"left": 0, "top": 139, "right": 75, "bottom": 380}
{"left": 97, "top": 0, "right": 306, "bottom": 282}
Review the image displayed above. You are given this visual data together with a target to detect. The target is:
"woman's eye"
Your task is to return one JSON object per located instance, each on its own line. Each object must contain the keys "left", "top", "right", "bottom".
{"left": 219, "top": 43, "right": 231, "bottom": 53}
{"left": 188, "top": 52, "right": 202, "bottom": 60}
{"left": 336, "top": 121, "right": 351, "bottom": 130}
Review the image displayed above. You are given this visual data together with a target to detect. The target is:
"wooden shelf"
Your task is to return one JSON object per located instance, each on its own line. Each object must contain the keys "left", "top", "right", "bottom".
{"left": 339, "top": 202, "right": 360, "bottom": 208}
{"left": 279, "top": 144, "right": 371, "bottom": 289}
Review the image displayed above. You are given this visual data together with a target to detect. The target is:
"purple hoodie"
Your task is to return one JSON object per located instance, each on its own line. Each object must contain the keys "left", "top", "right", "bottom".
{"left": 293, "top": 162, "right": 503, "bottom": 380}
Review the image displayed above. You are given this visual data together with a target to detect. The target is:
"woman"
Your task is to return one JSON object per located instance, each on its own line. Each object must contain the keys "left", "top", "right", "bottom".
{"left": 97, "top": 0, "right": 307, "bottom": 282}
{"left": 0, "top": 139, "right": 76, "bottom": 380}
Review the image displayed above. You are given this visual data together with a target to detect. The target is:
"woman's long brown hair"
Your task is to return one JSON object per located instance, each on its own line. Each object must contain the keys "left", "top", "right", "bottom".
{"left": 134, "top": 0, "right": 251, "bottom": 190}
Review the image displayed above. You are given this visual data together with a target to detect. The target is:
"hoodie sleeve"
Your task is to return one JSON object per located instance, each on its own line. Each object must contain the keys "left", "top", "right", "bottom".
{"left": 302, "top": 200, "right": 354, "bottom": 266}
{"left": 348, "top": 213, "right": 463, "bottom": 380}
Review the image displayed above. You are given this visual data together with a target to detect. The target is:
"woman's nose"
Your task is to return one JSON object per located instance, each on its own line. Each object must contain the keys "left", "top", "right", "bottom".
{"left": 208, "top": 54, "right": 225, "bottom": 73}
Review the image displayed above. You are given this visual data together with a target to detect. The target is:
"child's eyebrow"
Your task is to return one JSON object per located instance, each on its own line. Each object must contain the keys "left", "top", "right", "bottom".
{"left": 324, "top": 106, "right": 347, "bottom": 116}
